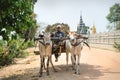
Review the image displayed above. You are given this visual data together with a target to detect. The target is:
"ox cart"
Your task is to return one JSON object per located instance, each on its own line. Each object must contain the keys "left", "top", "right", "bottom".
{"left": 34, "top": 32, "right": 90, "bottom": 77}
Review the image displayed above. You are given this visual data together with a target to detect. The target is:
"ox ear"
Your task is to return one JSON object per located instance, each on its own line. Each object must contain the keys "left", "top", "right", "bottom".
{"left": 39, "top": 34, "right": 44, "bottom": 37}
{"left": 69, "top": 32, "right": 71, "bottom": 35}
{"left": 69, "top": 31, "right": 75, "bottom": 35}
{"left": 77, "top": 34, "right": 83, "bottom": 38}
{"left": 51, "top": 32, "right": 54, "bottom": 37}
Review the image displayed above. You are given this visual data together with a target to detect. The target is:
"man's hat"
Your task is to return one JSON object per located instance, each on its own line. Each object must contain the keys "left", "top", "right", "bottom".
{"left": 57, "top": 25, "right": 61, "bottom": 28}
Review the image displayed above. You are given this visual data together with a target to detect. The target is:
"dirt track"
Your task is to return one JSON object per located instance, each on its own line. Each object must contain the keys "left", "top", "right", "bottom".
{"left": 0, "top": 47, "right": 120, "bottom": 80}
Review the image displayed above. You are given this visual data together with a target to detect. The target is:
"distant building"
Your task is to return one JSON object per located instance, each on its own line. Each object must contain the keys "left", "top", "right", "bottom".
{"left": 77, "top": 15, "right": 88, "bottom": 35}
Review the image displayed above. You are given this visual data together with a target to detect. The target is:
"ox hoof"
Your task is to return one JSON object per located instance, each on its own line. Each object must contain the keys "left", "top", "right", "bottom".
{"left": 73, "top": 68, "right": 75, "bottom": 70}
{"left": 66, "top": 68, "right": 69, "bottom": 71}
{"left": 74, "top": 71, "right": 77, "bottom": 74}
{"left": 74, "top": 72, "right": 80, "bottom": 75}
{"left": 39, "top": 74, "right": 42, "bottom": 77}
{"left": 47, "top": 72, "right": 50, "bottom": 76}
{"left": 54, "top": 70, "right": 57, "bottom": 72}
{"left": 55, "top": 59, "right": 58, "bottom": 62}
{"left": 78, "top": 73, "right": 80, "bottom": 75}
{"left": 47, "top": 74, "right": 50, "bottom": 76}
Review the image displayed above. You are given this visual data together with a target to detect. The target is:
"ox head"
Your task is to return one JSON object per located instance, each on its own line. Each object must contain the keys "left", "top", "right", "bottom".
{"left": 68, "top": 32, "right": 77, "bottom": 45}
{"left": 68, "top": 32, "right": 84, "bottom": 46}
{"left": 43, "top": 32, "right": 51, "bottom": 45}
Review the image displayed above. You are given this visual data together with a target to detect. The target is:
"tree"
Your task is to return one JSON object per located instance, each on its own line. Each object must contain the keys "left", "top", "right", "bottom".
{"left": 106, "top": 3, "right": 120, "bottom": 30}
{"left": 0, "top": 0, "right": 38, "bottom": 66}
{"left": 45, "top": 23, "right": 70, "bottom": 34}
{"left": 0, "top": 0, "right": 37, "bottom": 41}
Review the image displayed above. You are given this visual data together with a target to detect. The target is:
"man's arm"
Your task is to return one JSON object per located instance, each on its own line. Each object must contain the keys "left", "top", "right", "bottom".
{"left": 61, "top": 32, "right": 65, "bottom": 37}
{"left": 54, "top": 32, "right": 58, "bottom": 37}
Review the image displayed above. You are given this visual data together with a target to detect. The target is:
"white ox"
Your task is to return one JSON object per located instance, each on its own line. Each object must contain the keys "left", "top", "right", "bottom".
{"left": 65, "top": 32, "right": 90, "bottom": 75}
{"left": 38, "top": 32, "right": 56, "bottom": 77}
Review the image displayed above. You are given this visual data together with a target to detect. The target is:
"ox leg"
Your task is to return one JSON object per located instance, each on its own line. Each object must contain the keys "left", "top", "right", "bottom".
{"left": 76, "top": 55, "right": 80, "bottom": 75}
{"left": 39, "top": 57, "right": 44, "bottom": 77}
{"left": 74, "top": 55, "right": 77, "bottom": 74}
{"left": 71, "top": 55, "right": 76, "bottom": 70}
{"left": 46, "top": 57, "right": 50, "bottom": 76}
{"left": 50, "top": 55, "right": 57, "bottom": 72}
{"left": 66, "top": 51, "right": 69, "bottom": 71}
{"left": 78, "top": 55, "right": 80, "bottom": 75}
{"left": 43, "top": 57, "right": 46, "bottom": 70}
{"left": 71, "top": 54, "right": 76, "bottom": 70}
{"left": 71, "top": 56, "right": 74, "bottom": 69}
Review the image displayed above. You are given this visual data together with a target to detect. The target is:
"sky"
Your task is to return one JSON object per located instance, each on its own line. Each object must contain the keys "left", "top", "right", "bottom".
{"left": 34, "top": 0, "right": 120, "bottom": 33}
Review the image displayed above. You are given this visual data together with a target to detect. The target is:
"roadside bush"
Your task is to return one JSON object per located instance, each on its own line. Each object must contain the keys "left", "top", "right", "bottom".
{"left": 27, "top": 40, "right": 34, "bottom": 47}
{"left": 114, "top": 42, "right": 120, "bottom": 52}
{"left": 0, "top": 39, "right": 33, "bottom": 67}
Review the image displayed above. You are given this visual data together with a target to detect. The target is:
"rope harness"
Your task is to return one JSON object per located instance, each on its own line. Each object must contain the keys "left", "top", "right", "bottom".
{"left": 71, "top": 40, "right": 83, "bottom": 47}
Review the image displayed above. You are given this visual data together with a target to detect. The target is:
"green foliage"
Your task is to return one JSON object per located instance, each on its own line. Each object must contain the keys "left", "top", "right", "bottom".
{"left": 107, "top": 3, "right": 120, "bottom": 23}
{"left": 0, "top": 0, "right": 37, "bottom": 41}
{"left": 27, "top": 40, "right": 34, "bottom": 47}
{"left": 116, "top": 21, "right": 120, "bottom": 30}
{"left": 0, "top": 0, "right": 37, "bottom": 67}
{"left": 106, "top": 3, "right": 120, "bottom": 30}
{"left": 114, "top": 42, "right": 120, "bottom": 52}
{"left": 0, "top": 38, "right": 34, "bottom": 67}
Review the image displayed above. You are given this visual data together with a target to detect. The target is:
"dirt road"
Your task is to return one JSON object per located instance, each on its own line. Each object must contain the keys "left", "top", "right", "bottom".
{"left": 0, "top": 47, "right": 120, "bottom": 80}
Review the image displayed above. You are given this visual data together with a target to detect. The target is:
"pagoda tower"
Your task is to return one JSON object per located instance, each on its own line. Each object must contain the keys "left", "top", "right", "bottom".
{"left": 77, "top": 14, "right": 87, "bottom": 35}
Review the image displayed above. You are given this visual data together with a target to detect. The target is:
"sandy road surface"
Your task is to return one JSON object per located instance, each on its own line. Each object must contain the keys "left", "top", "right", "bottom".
{"left": 0, "top": 47, "right": 120, "bottom": 80}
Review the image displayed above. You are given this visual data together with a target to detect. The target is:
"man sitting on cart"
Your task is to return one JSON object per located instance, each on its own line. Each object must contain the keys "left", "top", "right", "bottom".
{"left": 54, "top": 25, "right": 65, "bottom": 62}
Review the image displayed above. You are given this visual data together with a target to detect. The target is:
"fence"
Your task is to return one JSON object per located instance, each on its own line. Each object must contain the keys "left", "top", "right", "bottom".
{"left": 88, "top": 30, "right": 120, "bottom": 50}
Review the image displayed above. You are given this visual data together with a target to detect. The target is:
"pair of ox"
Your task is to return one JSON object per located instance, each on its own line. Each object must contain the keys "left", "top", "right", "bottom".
{"left": 37, "top": 32, "right": 90, "bottom": 77}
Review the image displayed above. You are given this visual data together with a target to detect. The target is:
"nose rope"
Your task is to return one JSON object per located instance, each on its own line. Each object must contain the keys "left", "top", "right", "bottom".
{"left": 39, "top": 40, "right": 46, "bottom": 46}
{"left": 71, "top": 40, "right": 83, "bottom": 47}
{"left": 39, "top": 38, "right": 51, "bottom": 48}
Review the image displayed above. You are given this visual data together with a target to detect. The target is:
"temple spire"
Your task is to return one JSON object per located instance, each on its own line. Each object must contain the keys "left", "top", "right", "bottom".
{"left": 80, "top": 11, "right": 82, "bottom": 23}
{"left": 77, "top": 12, "right": 88, "bottom": 35}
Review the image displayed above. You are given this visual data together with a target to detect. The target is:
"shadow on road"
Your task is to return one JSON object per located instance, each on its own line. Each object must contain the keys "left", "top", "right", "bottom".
{"left": 2, "top": 63, "right": 104, "bottom": 80}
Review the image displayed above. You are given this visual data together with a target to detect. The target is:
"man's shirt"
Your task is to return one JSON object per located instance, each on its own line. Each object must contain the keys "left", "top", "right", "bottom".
{"left": 54, "top": 31, "right": 65, "bottom": 37}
